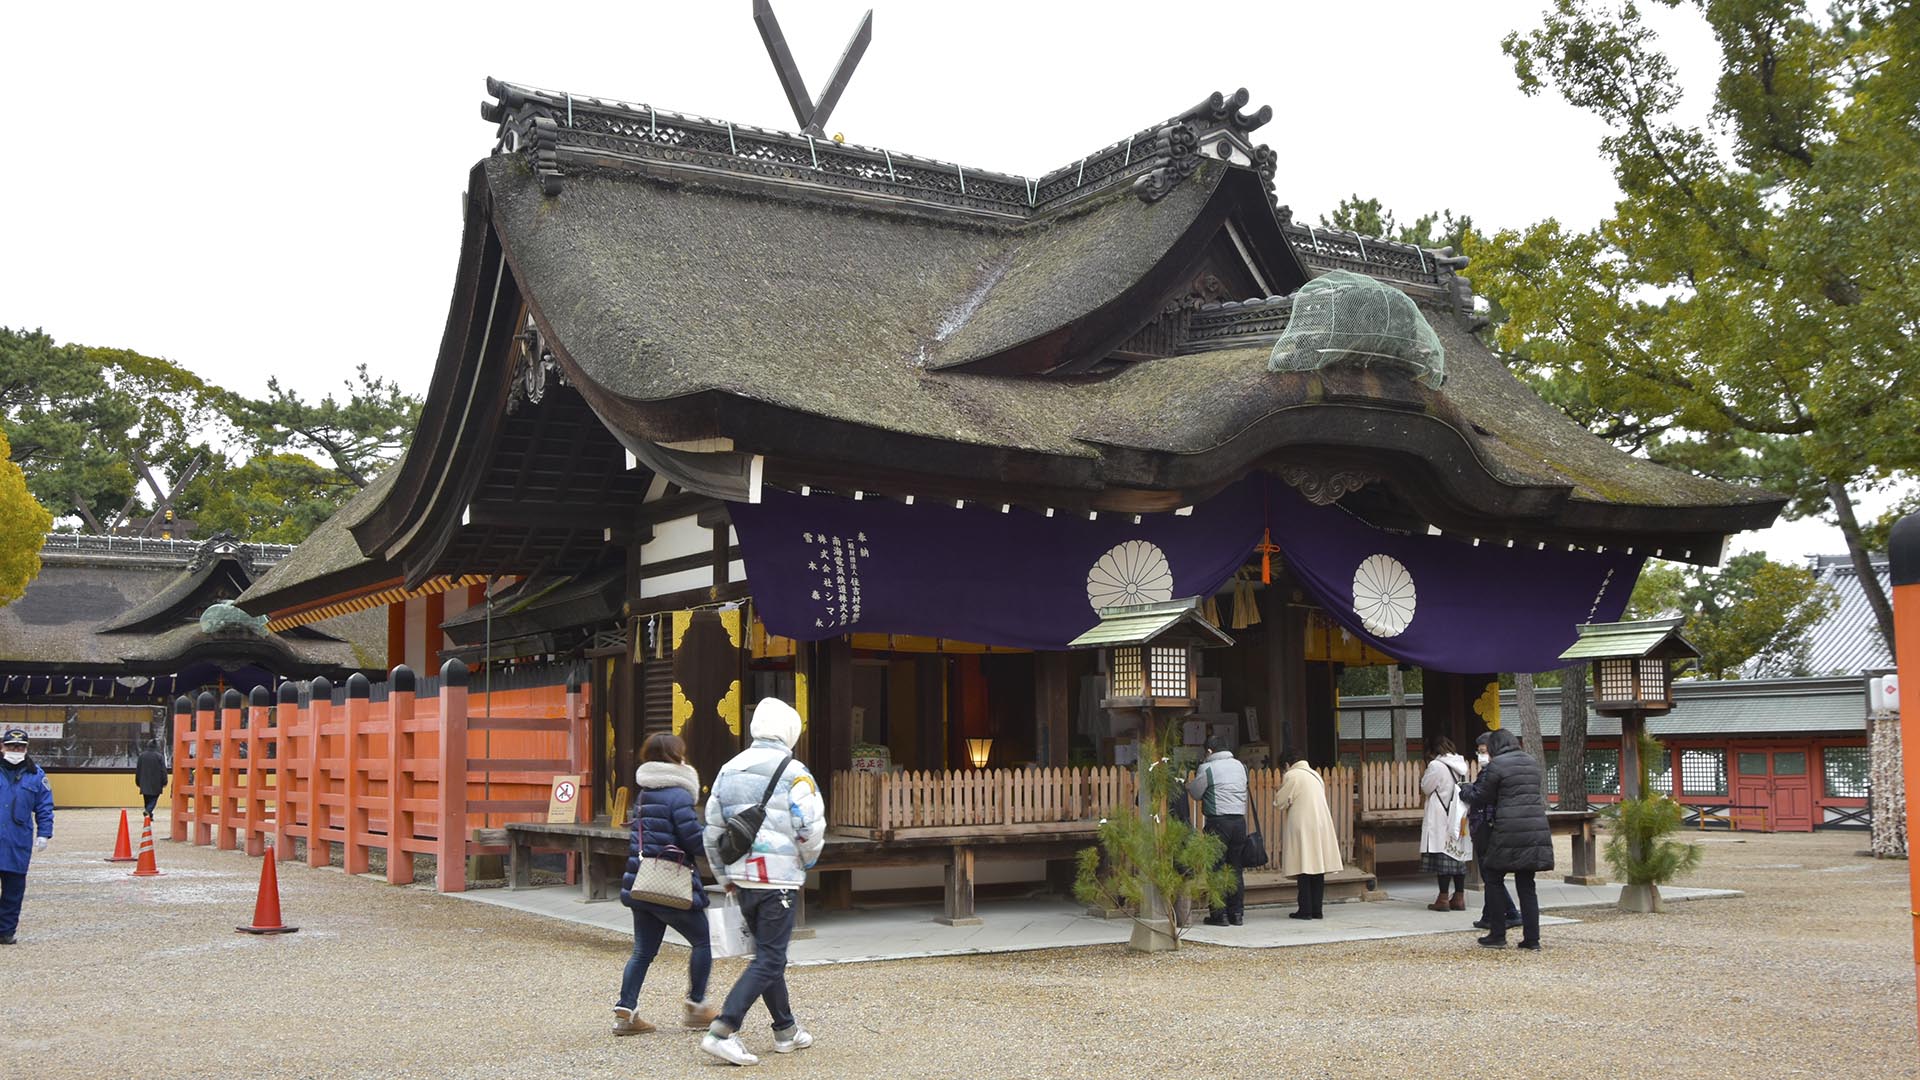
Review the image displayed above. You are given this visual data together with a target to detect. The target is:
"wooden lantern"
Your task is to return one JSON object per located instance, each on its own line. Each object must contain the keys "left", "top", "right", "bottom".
{"left": 1559, "top": 617, "right": 1698, "bottom": 717}
{"left": 1068, "top": 597, "right": 1234, "bottom": 711}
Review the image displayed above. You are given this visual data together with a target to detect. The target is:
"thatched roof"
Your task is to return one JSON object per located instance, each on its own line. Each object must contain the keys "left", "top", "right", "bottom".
{"left": 0, "top": 537, "right": 376, "bottom": 678}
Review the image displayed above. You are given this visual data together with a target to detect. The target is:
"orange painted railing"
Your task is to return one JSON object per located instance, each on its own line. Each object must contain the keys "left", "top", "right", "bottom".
{"left": 169, "top": 660, "right": 589, "bottom": 892}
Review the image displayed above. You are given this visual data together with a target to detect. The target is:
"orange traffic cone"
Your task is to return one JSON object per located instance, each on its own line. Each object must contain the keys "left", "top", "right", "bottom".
{"left": 236, "top": 849, "right": 298, "bottom": 935}
{"left": 130, "top": 818, "right": 163, "bottom": 877}
{"left": 105, "top": 810, "right": 135, "bottom": 863}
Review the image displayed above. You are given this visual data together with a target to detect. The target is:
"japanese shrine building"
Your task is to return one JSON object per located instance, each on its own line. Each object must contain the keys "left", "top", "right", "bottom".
{"left": 237, "top": 79, "right": 1783, "bottom": 850}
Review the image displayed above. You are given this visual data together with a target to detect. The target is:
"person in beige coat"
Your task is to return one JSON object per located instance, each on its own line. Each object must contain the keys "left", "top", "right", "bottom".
{"left": 1273, "top": 751, "right": 1344, "bottom": 919}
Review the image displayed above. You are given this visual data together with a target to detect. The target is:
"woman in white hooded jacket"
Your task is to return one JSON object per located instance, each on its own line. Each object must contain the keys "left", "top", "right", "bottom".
{"left": 1419, "top": 735, "right": 1471, "bottom": 911}
{"left": 699, "top": 697, "right": 825, "bottom": 1067}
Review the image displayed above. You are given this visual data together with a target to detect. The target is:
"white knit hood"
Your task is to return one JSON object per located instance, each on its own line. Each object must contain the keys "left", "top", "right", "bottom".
{"left": 749, "top": 696, "right": 803, "bottom": 749}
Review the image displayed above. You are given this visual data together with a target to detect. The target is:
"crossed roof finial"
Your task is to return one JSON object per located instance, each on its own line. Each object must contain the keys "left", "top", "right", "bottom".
{"left": 752, "top": 0, "right": 872, "bottom": 137}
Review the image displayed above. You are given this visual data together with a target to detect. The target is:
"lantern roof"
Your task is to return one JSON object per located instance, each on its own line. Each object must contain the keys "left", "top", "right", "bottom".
{"left": 1067, "top": 597, "right": 1236, "bottom": 651}
{"left": 1557, "top": 617, "right": 1700, "bottom": 662}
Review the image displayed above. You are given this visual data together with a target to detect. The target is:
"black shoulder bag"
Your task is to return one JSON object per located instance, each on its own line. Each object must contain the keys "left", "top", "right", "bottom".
{"left": 717, "top": 755, "right": 793, "bottom": 865}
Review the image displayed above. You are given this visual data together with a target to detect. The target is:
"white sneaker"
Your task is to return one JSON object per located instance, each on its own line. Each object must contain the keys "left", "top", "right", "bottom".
{"left": 773, "top": 1027, "right": 813, "bottom": 1053}
{"left": 701, "top": 1032, "right": 759, "bottom": 1067}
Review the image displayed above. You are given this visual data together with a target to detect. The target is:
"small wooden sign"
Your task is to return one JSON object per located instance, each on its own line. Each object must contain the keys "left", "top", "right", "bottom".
{"left": 547, "top": 775, "right": 582, "bottom": 824}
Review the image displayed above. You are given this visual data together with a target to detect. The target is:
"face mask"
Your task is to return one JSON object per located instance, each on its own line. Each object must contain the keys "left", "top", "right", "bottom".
{"left": 1476, "top": 752, "right": 1490, "bottom": 766}
{"left": 2, "top": 751, "right": 23, "bottom": 765}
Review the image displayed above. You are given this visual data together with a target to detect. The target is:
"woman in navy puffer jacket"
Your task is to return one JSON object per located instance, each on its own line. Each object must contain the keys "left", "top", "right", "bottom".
{"left": 613, "top": 733, "right": 716, "bottom": 1035}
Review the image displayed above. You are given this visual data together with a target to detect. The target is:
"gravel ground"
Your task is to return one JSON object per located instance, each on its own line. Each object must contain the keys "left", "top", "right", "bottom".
{"left": 9, "top": 810, "right": 1915, "bottom": 1079}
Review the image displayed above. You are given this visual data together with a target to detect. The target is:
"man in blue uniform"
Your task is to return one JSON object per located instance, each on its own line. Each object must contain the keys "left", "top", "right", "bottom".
{"left": 1, "top": 728, "right": 55, "bottom": 944}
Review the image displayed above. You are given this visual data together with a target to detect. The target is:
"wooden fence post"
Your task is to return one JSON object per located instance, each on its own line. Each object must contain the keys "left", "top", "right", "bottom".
{"left": 386, "top": 666, "right": 416, "bottom": 885}
{"left": 193, "top": 692, "right": 216, "bottom": 846}
{"left": 169, "top": 695, "right": 192, "bottom": 842}
{"left": 307, "top": 677, "right": 332, "bottom": 869}
{"left": 244, "top": 686, "right": 269, "bottom": 857}
{"left": 216, "top": 688, "right": 241, "bottom": 851}
{"left": 343, "top": 673, "right": 372, "bottom": 875}
{"left": 436, "top": 659, "right": 470, "bottom": 893}
{"left": 566, "top": 668, "right": 590, "bottom": 820}
{"left": 275, "top": 682, "right": 299, "bottom": 861}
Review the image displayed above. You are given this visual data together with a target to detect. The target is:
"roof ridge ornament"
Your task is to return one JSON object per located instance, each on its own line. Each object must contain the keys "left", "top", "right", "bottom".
{"left": 753, "top": 0, "right": 873, "bottom": 137}
{"left": 1133, "top": 88, "right": 1275, "bottom": 204}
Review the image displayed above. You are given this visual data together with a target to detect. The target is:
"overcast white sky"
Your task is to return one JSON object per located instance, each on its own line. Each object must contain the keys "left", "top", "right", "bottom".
{"left": 0, "top": 0, "right": 1885, "bottom": 561}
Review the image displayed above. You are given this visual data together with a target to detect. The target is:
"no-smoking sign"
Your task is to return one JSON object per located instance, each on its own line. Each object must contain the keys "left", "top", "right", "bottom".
{"left": 547, "top": 774, "right": 583, "bottom": 823}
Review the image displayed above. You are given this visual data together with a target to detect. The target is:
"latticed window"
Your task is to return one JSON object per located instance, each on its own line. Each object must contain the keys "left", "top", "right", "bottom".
{"left": 1647, "top": 749, "right": 1674, "bottom": 794}
{"left": 1584, "top": 749, "right": 1621, "bottom": 795}
{"left": 1680, "top": 749, "right": 1728, "bottom": 796}
{"left": 1544, "top": 749, "right": 1560, "bottom": 795}
{"left": 1597, "top": 658, "right": 1635, "bottom": 703}
{"left": 1638, "top": 657, "right": 1669, "bottom": 703}
{"left": 1148, "top": 646, "right": 1188, "bottom": 697}
{"left": 1109, "top": 646, "right": 1145, "bottom": 698}
{"left": 1823, "top": 746, "right": 1870, "bottom": 798}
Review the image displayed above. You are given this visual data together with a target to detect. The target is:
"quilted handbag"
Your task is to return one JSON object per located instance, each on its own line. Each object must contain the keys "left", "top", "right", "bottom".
{"left": 625, "top": 815, "right": 695, "bottom": 910}
{"left": 1243, "top": 805, "right": 1270, "bottom": 868}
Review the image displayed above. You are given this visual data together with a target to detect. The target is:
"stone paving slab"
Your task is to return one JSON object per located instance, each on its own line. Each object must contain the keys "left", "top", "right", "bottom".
{"left": 451, "top": 873, "right": 1742, "bottom": 964}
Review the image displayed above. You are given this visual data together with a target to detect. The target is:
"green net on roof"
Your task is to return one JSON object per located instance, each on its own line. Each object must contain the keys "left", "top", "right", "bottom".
{"left": 1268, "top": 270, "right": 1445, "bottom": 389}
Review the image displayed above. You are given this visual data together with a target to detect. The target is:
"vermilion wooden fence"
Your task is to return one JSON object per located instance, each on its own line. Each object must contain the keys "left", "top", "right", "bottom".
{"left": 169, "top": 661, "right": 588, "bottom": 892}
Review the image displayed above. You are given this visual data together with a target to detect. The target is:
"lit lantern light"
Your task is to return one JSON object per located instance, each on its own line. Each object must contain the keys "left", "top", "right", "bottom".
{"left": 966, "top": 737, "right": 993, "bottom": 770}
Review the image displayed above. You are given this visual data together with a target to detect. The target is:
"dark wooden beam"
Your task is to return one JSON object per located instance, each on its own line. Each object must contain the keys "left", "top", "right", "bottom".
{"left": 628, "top": 580, "right": 752, "bottom": 617}
{"left": 639, "top": 492, "right": 722, "bottom": 526}
{"left": 465, "top": 504, "right": 628, "bottom": 531}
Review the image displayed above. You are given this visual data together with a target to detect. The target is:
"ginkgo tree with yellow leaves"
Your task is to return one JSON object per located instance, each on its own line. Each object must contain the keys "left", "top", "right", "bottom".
{"left": 0, "top": 428, "right": 52, "bottom": 607}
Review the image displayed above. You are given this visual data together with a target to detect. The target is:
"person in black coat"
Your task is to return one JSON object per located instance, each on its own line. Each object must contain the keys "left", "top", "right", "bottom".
{"left": 1459, "top": 727, "right": 1553, "bottom": 950}
{"left": 1467, "top": 732, "right": 1518, "bottom": 934}
{"left": 613, "top": 733, "right": 717, "bottom": 1035}
{"left": 135, "top": 740, "right": 168, "bottom": 821}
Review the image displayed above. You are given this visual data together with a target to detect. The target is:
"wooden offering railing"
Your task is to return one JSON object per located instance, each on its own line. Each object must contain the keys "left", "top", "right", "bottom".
{"left": 829, "top": 766, "right": 1138, "bottom": 840}
{"left": 1358, "top": 758, "right": 1480, "bottom": 815}
{"left": 830, "top": 763, "right": 1356, "bottom": 868}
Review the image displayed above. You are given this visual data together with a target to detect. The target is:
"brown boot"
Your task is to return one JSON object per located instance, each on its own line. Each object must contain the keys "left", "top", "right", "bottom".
{"left": 1428, "top": 891, "right": 1450, "bottom": 911}
{"left": 1449, "top": 892, "right": 1466, "bottom": 911}
{"left": 681, "top": 999, "right": 719, "bottom": 1029}
{"left": 612, "top": 1006, "right": 655, "bottom": 1036}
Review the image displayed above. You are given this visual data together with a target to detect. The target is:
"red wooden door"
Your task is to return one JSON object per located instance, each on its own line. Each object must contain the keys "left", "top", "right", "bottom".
{"left": 1733, "top": 748, "right": 1814, "bottom": 832}
{"left": 1768, "top": 750, "right": 1814, "bottom": 831}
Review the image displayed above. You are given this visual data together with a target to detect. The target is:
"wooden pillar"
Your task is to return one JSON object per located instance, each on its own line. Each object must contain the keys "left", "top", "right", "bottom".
{"left": 937, "top": 844, "right": 982, "bottom": 926}
{"left": 274, "top": 682, "right": 298, "bottom": 861}
{"left": 306, "top": 680, "right": 331, "bottom": 868}
{"left": 1034, "top": 651, "right": 1072, "bottom": 767}
{"left": 1263, "top": 587, "right": 1308, "bottom": 759}
{"left": 1621, "top": 709, "right": 1647, "bottom": 802}
{"left": 825, "top": 636, "right": 854, "bottom": 776}
{"left": 916, "top": 655, "right": 945, "bottom": 770}
{"left": 1305, "top": 662, "right": 1338, "bottom": 766}
{"left": 169, "top": 695, "right": 191, "bottom": 842}
{"left": 343, "top": 673, "right": 371, "bottom": 875}
{"left": 386, "top": 666, "right": 417, "bottom": 885}
{"left": 435, "top": 659, "right": 470, "bottom": 893}
{"left": 244, "top": 686, "right": 269, "bottom": 857}
{"left": 216, "top": 688, "right": 241, "bottom": 851}
{"left": 566, "top": 669, "right": 591, "bottom": 821}
{"left": 191, "top": 692, "right": 215, "bottom": 846}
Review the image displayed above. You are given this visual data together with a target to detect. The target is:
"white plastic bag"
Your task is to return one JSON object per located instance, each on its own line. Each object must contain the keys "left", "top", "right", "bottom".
{"left": 707, "top": 891, "right": 754, "bottom": 959}
{"left": 1443, "top": 792, "right": 1474, "bottom": 864}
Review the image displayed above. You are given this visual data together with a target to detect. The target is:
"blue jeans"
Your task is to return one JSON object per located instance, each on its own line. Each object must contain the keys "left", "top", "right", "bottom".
{"left": 717, "top": 888, "right": 797, "bottom": 1034}
{"left": 0, "top": 871, "right": 24, "bottom": 937}
{"left": 618, "top": 901, "right": 711, "bottom": 1010}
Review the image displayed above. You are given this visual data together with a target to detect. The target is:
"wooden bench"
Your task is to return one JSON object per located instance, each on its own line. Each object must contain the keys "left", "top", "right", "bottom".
{"left": 1683, "top": 803, "right": 1770, "bottom": 833}
{"left": 499, "top": 820, "right": 631, "bottom": 901}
